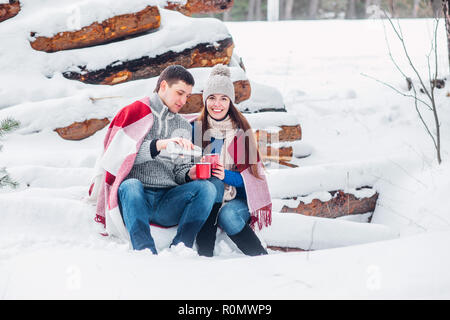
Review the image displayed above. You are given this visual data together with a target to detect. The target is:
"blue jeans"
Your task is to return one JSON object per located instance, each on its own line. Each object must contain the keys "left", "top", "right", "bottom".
{"left": 118, "top": 178, "right": 217, "bottom": 253}
{"left": 206, "top": 177, "right": 250, "bottom": 236}
{"left": 218, "top": 198, "right": 250, "bottom": 236}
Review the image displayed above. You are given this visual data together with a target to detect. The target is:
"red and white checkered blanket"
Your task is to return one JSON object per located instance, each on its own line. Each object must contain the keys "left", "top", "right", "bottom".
{"left": 89, "top": 97, "right": 154, "bottom": 239}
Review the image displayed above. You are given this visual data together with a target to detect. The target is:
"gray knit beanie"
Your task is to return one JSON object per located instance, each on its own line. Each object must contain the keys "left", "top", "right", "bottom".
{"left": 203, "top": 64, "right": 235, "bottom": 105}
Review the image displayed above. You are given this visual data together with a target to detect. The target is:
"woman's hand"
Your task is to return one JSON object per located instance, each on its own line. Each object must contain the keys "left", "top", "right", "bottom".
{"left": 211, "top": 162, "right": 225, "bottom": 180}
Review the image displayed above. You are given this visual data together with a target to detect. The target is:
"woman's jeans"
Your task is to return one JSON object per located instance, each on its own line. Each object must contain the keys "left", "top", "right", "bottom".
{"left": 207, "top": 177, "right": 250, "bottom": 236}
{"left": 217, "top": 198, "right": 251, "bottom": 236}
{"left": 118, "top": 178, "right": 219, "bottom": 253}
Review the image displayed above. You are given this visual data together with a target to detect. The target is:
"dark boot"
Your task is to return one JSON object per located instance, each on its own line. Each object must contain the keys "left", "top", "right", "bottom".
{"left": 196, "top": 203, "right": 221, "bottom": 257}
{"left": 228, "top": 224, "right": 268, "bottom": 256}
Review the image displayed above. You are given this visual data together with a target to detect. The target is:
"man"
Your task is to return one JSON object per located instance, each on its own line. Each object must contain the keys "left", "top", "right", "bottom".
{"left": 94, "top": 65, "right": 222, "bottom": 255}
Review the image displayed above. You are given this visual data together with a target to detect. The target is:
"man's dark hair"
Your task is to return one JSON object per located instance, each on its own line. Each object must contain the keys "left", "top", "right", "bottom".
{"left": 154, "top": 65, "right": 195, "bottom": 93}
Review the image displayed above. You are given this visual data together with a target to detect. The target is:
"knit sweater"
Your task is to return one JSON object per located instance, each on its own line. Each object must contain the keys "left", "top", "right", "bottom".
{"left": 126, "top": 93, "right": 193, "bottom": 188}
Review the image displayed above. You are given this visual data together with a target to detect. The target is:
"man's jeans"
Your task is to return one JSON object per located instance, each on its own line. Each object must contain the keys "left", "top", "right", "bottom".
{"left": 118, "top": 178, "right": 218, "bottom": 254}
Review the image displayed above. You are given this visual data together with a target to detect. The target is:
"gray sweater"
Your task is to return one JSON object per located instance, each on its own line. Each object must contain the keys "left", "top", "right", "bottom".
{"left": 126, "top": 93, "right": 193, "bottom": 188}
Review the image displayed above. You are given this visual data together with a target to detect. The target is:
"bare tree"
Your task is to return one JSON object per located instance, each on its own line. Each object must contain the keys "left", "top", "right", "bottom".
{"left": 442, "top": 0, "right": 450, "bottom": 73}
{"left": 363, "top": 14, "right": 443, "bottom": 164}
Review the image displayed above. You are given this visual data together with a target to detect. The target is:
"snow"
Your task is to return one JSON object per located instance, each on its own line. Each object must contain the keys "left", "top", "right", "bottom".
{"left": 1, "top": 7, "right": 450, "bottom": 299}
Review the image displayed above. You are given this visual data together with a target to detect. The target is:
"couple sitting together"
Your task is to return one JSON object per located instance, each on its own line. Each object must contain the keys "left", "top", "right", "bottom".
{"left": 90, "top": 64, "right": 272, "bottom": 257}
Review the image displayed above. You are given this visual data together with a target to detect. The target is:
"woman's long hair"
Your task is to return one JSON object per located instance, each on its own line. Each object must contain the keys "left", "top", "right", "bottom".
{"left": 197, "top": 99, "right": 263, "bottom": 179}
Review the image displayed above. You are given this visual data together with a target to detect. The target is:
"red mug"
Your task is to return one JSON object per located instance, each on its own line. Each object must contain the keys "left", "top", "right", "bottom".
{"left": 203, "top": 153, "right": 220, "bottom": 170}
{"left": 196, "top": 162, "right": 211, "bottom": 179}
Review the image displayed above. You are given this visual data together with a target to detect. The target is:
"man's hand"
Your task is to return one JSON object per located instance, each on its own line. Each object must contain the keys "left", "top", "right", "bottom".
{"left": 156, "top": 137, "right": 194, "bottom": 152}
{"left": 188, "top": 165, "right": 197, "bottom": 180}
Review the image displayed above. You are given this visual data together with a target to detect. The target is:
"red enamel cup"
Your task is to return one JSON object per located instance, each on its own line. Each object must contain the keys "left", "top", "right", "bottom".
{"left": 203, "top": 153, "right": 220, "bottom": 170}
{"left": 196, "top": 162, "right": 211, "bottom": 179}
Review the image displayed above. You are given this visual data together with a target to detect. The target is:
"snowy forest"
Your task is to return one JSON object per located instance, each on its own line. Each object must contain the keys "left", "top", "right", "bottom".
{"left": 205, "top": 0, "right": 446, "bottom": 20}
{"left": 0, "top": 0, "right": 450, "bottom": 300}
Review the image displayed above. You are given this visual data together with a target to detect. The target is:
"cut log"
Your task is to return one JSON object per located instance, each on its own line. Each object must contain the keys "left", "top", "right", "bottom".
{"left": 30, "top": 6, "right": 160, "bottom": 53}
{"left": 263, "top": 146, "right": 293, "bottom": 162}
{"left": 255, "top": 124, "right": 302, "bottom": 144}
{"left": 280, "top": 189, "right": 379, "bottom": 219}
{"left": 54, "top": 118, "right": 110, "bottom": 140}
{"left": 165, "top": 0, "right": 234, "bottom": 16}
{"left": 63, "top": 37, "right": 234, "bottom": 85}
{"left": 0, "top": 0, "right": 20, "bottom": 23}
{"left": 267, "top": 246, "right": 305, "bottom": 252}
{"left": 180, "top": 80, "right": 251, "bottom": 114}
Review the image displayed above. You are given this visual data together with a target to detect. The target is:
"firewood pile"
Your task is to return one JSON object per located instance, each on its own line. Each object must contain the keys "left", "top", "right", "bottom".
{"left": 1, "top": 0, "right": 379, "bottom": 252}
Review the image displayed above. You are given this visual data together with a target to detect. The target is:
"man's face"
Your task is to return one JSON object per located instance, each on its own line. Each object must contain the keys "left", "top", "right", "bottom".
{"left": 158, "top": 80, "right": 193, "bottom": 114}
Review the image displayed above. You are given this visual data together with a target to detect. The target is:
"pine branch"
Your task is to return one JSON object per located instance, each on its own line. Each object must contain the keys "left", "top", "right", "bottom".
{"left": 0, "top": 118, "right": 20, "bottom": 137}
{"left": 0, "top": 168, "right": 18, "bottom": 189}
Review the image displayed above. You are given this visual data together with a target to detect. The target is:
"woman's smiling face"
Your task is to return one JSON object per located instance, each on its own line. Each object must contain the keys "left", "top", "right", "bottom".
{"left": 206, "top": 94, "right": 231, "bottom": 120}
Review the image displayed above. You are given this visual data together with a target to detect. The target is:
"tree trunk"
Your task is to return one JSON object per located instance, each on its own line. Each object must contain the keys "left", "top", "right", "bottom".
{"left": 431, "top": 0, "right": 443, "bottom": 17}
{"left": 283, "top": 0, "right": 294, "bottom": 19}
{"left": 388, "top": 0, "right": 395, "bottom": 17}
{"left": 255, "top": 0, "right": 262, "bottom": 21}
{"left": 444, "top": 0, "right": 450, "bottom": 74}
{"left": 345, "top": 0, "right": 356, "bottom": 19}
{"left": 412, "top": 0, "right": 421, "bottom": 17}
{"left": 355, "top": 0, "right": 367, "bottom": 18}
{"left": 308, "top": 0, "right": 320, "bottom": 19}
{"left": 247, "top": 0, "right": 255, "bottom": 20}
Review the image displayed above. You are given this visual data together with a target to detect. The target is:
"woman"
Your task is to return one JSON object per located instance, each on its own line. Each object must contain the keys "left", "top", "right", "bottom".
{"left": 194, "top": 64, "right": 272, "bottom": 257}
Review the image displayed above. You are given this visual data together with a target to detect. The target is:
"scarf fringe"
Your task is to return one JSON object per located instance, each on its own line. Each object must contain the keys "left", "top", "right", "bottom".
{"left": 94, "top": 214, "right": 106, "bottom": 226}
{"left": 250, "top": 203, "right": 272, "bottom": 231}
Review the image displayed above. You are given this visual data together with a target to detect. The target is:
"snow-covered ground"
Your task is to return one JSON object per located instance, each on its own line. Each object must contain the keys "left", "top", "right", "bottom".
{"left": 1, "top": 3, "right": 450, "bottom": 299}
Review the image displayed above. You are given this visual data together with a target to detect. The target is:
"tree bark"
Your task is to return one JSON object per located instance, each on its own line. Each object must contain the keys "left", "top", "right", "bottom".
{"left": 431, "top": 0, "right": 443, "bottom": 17}
{"left": 54, "top": 118, "right": 110, "bottom": 140}
{"left": 444, "top": 0, "right": 450, "bottom": 74}
{"left": 63, "top": 38, "right": 234, "bottom": 85}
{"left": 30, "top": 6, "right": 160, "bottom": 53}
{"left": 165, "top": 0, "right": 234, "bottom": 16}
{"left": 308, "top": 0, "right": 320, "bottom": 19}
{"left": 247, "top": 0, "right": 255, "bottom": 20}
{"left": 412, "top": 0, "right": 421, "bottom": 17}
{"left": 346, "top": 0, "right": 356, "bottom": 19}
{"left": 281, "top": 188, "right": 378, "bottom": 219}
{"left": 255, "top": 0, "right": 262, "bottom": 21}
{"left": 0, "top": 0, "right": 20, "bottom": 23}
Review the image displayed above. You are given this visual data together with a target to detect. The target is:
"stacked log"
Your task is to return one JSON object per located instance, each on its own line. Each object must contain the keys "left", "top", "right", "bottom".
{"left": 0, "top": 0, "right": 20, "bottom": 23}
{"left": 280, "top": 188, "right": 379, "bottom": 219}
{"left": 165, "top": 0, "right": 234, "bottom": 16}
{"left": 54, "top": 118, "right": 110, "bottom": 141}
{"left": 30, "top": 6, "right": 161, "bottom": 53}
{"left": 253, "top": 124, "right": 302, "bottom": 165}
{"left": 63, "top": 37, "right": 234, "bottom": 85}
{"left": 180, "top": 80, "right": 251, "bottom": 114}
